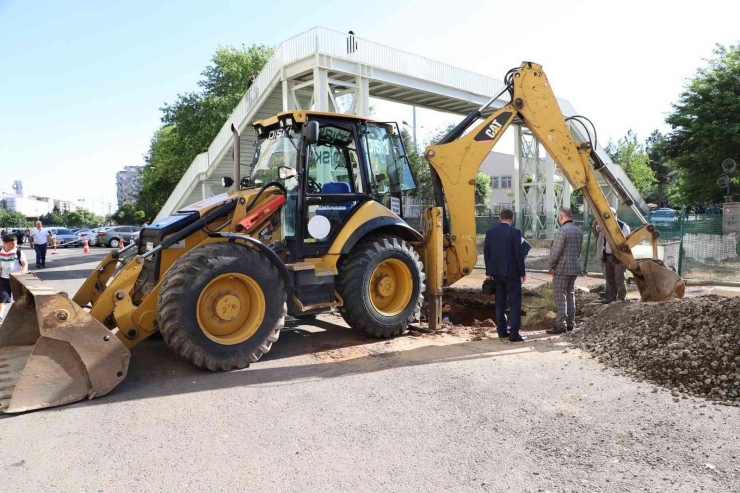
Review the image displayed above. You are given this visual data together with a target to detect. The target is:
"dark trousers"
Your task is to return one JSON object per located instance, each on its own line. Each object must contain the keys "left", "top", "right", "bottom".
{"left": 553, "top": 274, "right": 577, "bottom": 329}
{"left": 604, "top": 254, "right": 626, "bottom": 301}
{"left": 494, "top": 276, "right": 522, "bottom": 337}
{"left": 33, "top": 243, "right": 48, "bottom": 267}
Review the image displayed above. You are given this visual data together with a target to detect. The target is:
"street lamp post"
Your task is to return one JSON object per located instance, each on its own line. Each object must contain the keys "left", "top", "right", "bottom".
{"left": 77, "top": 199, "right": 86, "bottom": 227}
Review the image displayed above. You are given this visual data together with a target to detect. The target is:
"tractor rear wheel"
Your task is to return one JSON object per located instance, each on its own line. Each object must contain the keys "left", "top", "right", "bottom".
{"left": 157, "top": 242, "right": 286, "bottom": 371}
{"left": 338, "top": 236, "right": 425, "bottom": 338}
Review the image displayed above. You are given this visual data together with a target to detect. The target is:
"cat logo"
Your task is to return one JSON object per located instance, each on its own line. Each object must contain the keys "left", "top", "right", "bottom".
{"left": 473, "top": 111, "right": 513, "bottom": 142}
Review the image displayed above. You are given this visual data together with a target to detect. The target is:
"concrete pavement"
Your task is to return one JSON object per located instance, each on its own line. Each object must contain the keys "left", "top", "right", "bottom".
{"left": 1, "top": 248, "right": 738, "bottom": 492}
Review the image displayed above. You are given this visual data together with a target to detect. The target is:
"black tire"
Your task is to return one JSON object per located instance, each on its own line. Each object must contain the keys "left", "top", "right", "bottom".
{"left": 337, "top": 236, "right": 425, "bottom": 338}
{"left": 157, "top": 242, "right": 287, "bottom": 371}
{"left": 109, "top": 238, "right": 120, "bottom": 249}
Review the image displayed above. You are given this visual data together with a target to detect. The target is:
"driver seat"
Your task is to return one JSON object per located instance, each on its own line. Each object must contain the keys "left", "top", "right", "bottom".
{"left": 317, "top": 182, "right": 352, "bottom": 220}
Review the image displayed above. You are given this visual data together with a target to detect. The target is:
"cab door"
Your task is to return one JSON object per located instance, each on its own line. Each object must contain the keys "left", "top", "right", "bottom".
{"left": 297, "top": 121, "right": 369, "bottom": 258}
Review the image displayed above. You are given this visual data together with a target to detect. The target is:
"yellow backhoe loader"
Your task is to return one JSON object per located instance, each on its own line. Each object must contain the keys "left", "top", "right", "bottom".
{"left": 0, "top": 62, "right": 684, "bottom": 413}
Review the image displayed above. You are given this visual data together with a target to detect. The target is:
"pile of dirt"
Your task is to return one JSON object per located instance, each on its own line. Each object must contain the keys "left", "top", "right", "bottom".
{"left": 444, "top": 282, "right": 602, "bottom": 329}
{"left": 568, "top": 295, "right": 740, "bottom": 405}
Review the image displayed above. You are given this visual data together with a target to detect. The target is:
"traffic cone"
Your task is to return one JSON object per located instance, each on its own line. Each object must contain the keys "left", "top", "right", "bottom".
{"left": 52, "top": 237, "right": 58, "bottom": 254}
{"left": 83, "top": 236, "right": 90, "bottom": 254}
{"left": 119, "top": 234, "right": 124, "bottom": 251}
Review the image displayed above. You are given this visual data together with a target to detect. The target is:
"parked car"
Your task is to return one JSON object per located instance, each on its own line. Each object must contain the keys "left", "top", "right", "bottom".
{"left": 50, "top": 227, "right": 81, "bottom": 247}
{"left": 97, "top": 226, "right": 141, "bottom": 248}
{"left": 75, "top": 229, "right": 96, "bottom": 245}
{"left": 650, "top": 208, "right": 680, "bottom": 225}
{"left": 92, "top": 227, "right": 113, "bottom": 246}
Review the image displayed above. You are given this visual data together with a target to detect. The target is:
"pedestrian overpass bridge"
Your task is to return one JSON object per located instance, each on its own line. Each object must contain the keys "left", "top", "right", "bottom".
{"left": 156, "top": 26, "right": 646, "bottom": 236}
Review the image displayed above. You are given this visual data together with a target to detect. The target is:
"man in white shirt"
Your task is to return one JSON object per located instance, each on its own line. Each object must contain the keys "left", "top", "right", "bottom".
{"left": 594, "top": 208, "right": 631, "bottom": 302}
{"left": 0, "top": 233, "right": 28, "bottom": 324}
{"left": 29, "top": 220, "right": 52, "bottom": 269}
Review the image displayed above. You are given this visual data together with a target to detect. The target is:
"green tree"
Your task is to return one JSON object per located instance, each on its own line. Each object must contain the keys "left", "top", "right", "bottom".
{"left": 112, "top": 202, "right": 146, "bottom": 225}
{"left": 39, "top": 211, "right": 65, "bottom": 226}
{"left": 475, "top": 172, "right": 492, "bottom": 203}
{"left": 137, "top": 44, "right": 274, "bottom": 218}
{"left": 605, "top": 130, "right": 655, "bottom": 197}
{"left": 64, "top": 209, "right": 98, "bottom": 227}
{"left": 665, "top": 44, "right": 740, "bottom": 203}
{"left": 644, "top": 130, "right": 678, "bottom": 206}
{"left": 0, "top": 209, "right": 28, "bottom": 227}
{"left": 400, "top": 128, "right": 432, "bottom": 205}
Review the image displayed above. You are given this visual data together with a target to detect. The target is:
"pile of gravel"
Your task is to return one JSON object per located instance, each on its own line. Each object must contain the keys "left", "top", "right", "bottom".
{"left": 569, "top": 295, "right": 740, "bottom": 405}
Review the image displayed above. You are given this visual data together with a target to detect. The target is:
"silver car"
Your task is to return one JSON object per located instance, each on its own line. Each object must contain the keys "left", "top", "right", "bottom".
{"left": 50, "top": 228, "right": 81, "bottom": 248}
{"left": 97, "top": 226, "right": 141, "bottom": 248}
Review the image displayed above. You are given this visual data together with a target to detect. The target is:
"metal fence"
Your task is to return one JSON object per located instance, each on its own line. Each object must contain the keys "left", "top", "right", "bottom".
{"left": 403, "top": 204, "right": 739, "bottom": 282}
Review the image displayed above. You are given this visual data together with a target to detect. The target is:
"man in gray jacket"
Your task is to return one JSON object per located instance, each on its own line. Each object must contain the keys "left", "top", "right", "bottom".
{"left": 546, "top": 207, "right": 583, "bottom": 334}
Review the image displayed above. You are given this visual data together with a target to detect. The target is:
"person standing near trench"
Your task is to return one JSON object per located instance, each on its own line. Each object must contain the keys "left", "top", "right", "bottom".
{"left": 483, "top": 209, "right": 527, "bottom": 342}
{"left": 547, "top": 207, "right": 583, "bottom": 334}
{"left": 595, "top": 207, "right": 630, "bottom": 302}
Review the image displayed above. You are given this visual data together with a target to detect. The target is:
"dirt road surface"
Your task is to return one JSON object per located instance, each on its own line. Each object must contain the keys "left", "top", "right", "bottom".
{"left": 1, "top": 249, "right": 738, "bottom": 492}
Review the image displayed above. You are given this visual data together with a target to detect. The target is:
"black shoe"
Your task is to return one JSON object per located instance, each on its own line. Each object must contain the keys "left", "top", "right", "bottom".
{"left": 35, "top": 265, "right": 40, "bottom": 269}
{"left": 567, "top": 326, "right": 574, "bottom": 332}
{"left": 509, "top": 335, "right": 528, "bottom": 342}
{"left": 546, "top": 327, "right": 566, "bottom": 335}
{"left": 600, "top": 299, "right": 613, "bottom": 304}
{"left": 498, "top": 331, "right": 511, "bottom": 339}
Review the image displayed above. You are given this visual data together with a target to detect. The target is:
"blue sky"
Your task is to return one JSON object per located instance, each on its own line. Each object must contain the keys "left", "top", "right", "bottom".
{"left": 1, "top": 0, "right": 738, "bottom": 214}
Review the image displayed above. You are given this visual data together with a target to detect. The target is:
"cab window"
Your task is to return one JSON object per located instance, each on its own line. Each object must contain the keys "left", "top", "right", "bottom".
{"left": 306, "top": 125, "right": 363, "bottom": 194}
{"left": 360, "top": 122, "right": 416, "bottom": 197}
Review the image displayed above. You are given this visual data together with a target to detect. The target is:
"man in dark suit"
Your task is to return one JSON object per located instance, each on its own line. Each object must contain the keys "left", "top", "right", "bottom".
{"left": 484, "top": 209, "right": 527, "bottom": 342}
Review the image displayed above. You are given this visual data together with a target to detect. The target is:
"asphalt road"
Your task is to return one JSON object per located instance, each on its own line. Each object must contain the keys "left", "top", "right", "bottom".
{"left": 1, "top": 248, "right": 738, "bottom": 492}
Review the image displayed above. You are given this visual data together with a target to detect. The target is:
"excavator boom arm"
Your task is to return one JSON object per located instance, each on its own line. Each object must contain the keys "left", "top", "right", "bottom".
{"left": 422, "top": 62, "right": 684, "bottom": 304}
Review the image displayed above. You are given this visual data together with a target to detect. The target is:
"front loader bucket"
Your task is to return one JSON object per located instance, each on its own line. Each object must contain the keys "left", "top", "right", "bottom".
{"left": 631, "top": 259, "right": 686, "bottom": 302}
{"left": 0, "top": 272, "right": 129, "bottom": 413}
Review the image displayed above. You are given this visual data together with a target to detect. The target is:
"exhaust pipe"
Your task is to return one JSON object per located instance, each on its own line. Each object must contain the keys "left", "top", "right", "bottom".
{"left": 231, "top": 123, "right": 240, "bottom": 191}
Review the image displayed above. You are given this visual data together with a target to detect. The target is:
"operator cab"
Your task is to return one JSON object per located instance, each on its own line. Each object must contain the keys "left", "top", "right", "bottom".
{"left": 251, "top": 111, "right": 416, "bottom": 258}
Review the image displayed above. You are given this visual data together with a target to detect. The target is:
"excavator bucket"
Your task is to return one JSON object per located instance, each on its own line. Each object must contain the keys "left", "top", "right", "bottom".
{"left": 0, "top": 272, "right": 129, "bottom": 414}
{"left": 631, "top": 259, "right": 686, "bottom": 302}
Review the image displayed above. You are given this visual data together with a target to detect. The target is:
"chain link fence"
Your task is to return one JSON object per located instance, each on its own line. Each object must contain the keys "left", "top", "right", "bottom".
{"left": 402, "top": 198, "right": 739, "bottom": 282}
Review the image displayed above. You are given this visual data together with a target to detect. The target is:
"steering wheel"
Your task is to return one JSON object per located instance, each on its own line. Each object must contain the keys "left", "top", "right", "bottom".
{"left": 307, "top": 177, "right": 322, "bottom": 194}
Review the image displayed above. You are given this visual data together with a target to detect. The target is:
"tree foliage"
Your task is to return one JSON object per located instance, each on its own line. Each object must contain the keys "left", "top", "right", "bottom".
{"left": 644, "top": 130, "right": 678, "bottom": 206}
{"left": 112, "top": 202, "right": 146, "bottom": 225}
{"left": 37, "top": 209, "right": 102, "bottom": 227}
{"left": 475, "top": 172, "right": 492, "bottom": 203}
{"left": 401, "top": 128, "right": 433, "bottom": 205}
{"left": 137, "top": 44, "right": 274, "bottom": 219}
{"left": 605, "top": 130, "right": 655, "bottom": 197}
{"left": 0, "top": 209, "right": 29, "bottom": 228}
{"left": 664, "top": 44, "right": 740, "bottom": 204}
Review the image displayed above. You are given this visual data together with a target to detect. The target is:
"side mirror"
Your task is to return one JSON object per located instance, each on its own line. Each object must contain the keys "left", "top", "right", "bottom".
{"left": 305, "top": 121, "right": 319, "bottom": 145}
{"left": 221, "top": 176, "right": 234, "bottom": 188}
{"left": 278, "top": 166, "right": 297, "bottom": 180}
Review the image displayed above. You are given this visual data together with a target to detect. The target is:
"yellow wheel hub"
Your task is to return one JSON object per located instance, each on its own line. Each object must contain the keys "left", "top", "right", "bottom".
{"left": 196, "top": 273, "right": 265, "bottom": 345}
{"left": 368, "top": 258, "right": 413, "bottom": 316}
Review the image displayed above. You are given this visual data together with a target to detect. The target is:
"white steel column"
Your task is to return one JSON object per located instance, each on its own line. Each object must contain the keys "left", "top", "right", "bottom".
{"left": 201, "top": 183, "right": 212, "bottom": 200}
{"left": 313, "top": 67, "right": 330, "bottom": 112}
{"left": 355, "top": 75, "right": 370, "bottom": 116}
{"left": 532, "top": 137, "right": 542, "bottom": 238}
{"left": 282, "top": 80, "right": 296, "bottom": 111}
{"left": 513, "top": 125, "right": 523, "bottom": 229}
{"left": 545, "top": 155, "right": 556, "bottom": 238}
{"left": 562, "top": 180, "right": 572, "bottom": 214}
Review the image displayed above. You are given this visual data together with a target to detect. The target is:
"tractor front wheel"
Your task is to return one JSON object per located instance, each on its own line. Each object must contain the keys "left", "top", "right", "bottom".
{"left": 338, "top": 236, "right": 425, "bottom": 338}
{"left": 157, "top": 242, "right": 286, "bottom": 371}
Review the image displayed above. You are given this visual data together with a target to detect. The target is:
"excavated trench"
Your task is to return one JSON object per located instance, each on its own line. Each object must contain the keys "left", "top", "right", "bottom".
{"left": 440, "top": 282, "right": 601, "bottom": 329}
